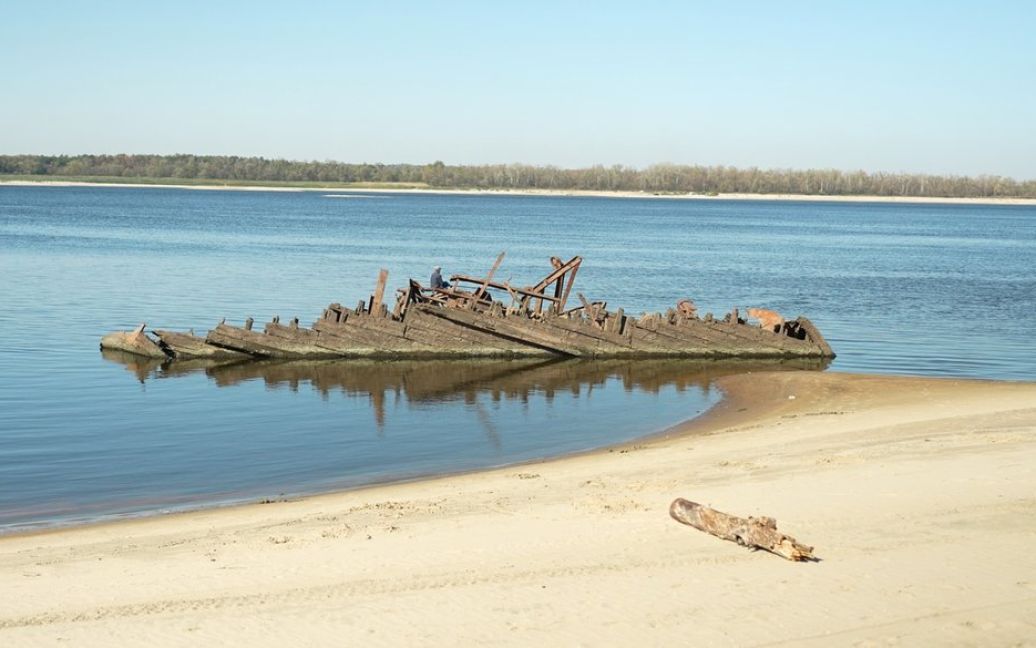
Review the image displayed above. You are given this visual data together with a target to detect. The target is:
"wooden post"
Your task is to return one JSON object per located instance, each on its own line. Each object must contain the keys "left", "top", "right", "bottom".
{"left": 371, "top": 268, "right": 389, "bottom": 314}
{"left": 552, "top": 259, "right": 565, "bottom": 304}
{"left": 577, "top": 292, "right": 593, "bottom": 321}
{"left": 669, "top": 498, "right": 815, "bottom": 562}
{"left": 558, "top": 262, "right": 579, "bottom": 312}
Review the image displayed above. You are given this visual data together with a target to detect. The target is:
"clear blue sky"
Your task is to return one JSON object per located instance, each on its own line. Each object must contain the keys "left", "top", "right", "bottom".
{"left": 3, "top": 1, "right": 1034, "bottom": 178}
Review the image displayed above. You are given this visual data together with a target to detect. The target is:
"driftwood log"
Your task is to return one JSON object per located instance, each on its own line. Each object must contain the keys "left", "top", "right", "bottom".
{"left": 669, "top": 498, "right": 815, "bottom": 561}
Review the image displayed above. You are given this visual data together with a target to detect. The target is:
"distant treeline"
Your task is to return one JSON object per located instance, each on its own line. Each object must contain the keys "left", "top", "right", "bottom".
{"left": 2, "top": 154, "right": 1035, "bottom": 198}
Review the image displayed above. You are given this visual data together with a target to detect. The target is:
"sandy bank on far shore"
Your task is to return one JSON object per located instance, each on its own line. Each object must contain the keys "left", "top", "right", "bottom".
{"left": 1, "top": 371, "right": 1035, "bottom": 646}
{"left": 3, "top": 179, "right": 1035, "bottom": 206}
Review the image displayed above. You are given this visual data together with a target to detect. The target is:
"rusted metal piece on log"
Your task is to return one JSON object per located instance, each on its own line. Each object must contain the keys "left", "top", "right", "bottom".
{"left": 99, "top": 323, "right": 167, "bottom": 359}
{"left": 669, "top": 498, "right": 815, "bottom": 562}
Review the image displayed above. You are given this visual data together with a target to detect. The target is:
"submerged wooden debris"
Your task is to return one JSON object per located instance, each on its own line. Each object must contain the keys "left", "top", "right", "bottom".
{"left": 100, "top": 253, "right": 835, "bottom": 361}
{"left": 669, "top": 498, "right": 816, "bottom": 562}
{"left": 99, "top": 323, "right": 166, "bottom": 358}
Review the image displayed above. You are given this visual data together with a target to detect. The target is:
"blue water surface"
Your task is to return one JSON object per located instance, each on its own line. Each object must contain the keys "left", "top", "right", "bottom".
{"left": 1, "top": 186, "right": 1033, "bottom": 530}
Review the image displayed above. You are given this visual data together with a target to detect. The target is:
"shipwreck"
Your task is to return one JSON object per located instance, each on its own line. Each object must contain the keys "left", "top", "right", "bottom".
{"left": 100, "top": 253, "right": 835, "bottom": 361}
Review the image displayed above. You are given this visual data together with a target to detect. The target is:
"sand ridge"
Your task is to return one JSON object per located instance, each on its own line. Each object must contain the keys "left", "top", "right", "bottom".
{"left": 2, "top": 372, "right": 1035, "bottom": 645}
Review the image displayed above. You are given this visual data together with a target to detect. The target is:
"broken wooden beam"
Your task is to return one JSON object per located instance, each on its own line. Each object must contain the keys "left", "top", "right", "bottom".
{"left": 669, "top": 498, "right": 815, "bottom": 561}
{"left": 153, "top": 329, "right": 248, "bottom": 360}
{"left": 371, "top": 268, "right": 389, "bottom": 314}
{"left": 99, "top": 323, "right": 167, "bottom": 359}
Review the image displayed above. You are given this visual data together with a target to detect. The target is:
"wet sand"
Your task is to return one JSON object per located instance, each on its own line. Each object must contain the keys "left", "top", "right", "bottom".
{"left": 2, "top": 372, "right": 1035, "bottom": 645}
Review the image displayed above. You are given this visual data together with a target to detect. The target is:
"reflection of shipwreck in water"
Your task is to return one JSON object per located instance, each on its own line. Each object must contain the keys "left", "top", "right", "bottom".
{"left": 102, "top": 349, "right": 830, "bottom": 428}
{"left": 100, "top": 253, "right": 834, "bottom": 361}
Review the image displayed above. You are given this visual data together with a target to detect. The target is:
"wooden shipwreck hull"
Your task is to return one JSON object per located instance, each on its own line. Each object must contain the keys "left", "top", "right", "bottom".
{"left": 101, "top": 254, "right": 835, "bottom": 361}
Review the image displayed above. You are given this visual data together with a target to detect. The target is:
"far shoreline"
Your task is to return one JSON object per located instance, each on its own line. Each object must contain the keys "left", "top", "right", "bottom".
{"left": 3, "top": 178, "right": 1036, "bottom": 206}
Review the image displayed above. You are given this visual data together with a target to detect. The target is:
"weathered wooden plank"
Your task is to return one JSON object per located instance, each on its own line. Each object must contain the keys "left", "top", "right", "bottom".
{"left": 405, "top": 306, "right": 546, "bottom": 352}
{"left": 539, "top": 316, "right": 633, "bottom": 354}
{"left": 557, "top": 262, "right": 578, "bottom": 312}
{"left": 404, "top": 308, "right": 517, "bottom": 348}
{"left": 309, "top": 322, "right": 404, "bottom": 356}
{"left": 263, "top": 322, "right": 343, "bottom": 357}
{"left": 313, "top": 317, "right": 431, "bottom": 354}
{"left": 450, "top": 275, "right": 561, "bottom": 302}
{"left": 403, "top": 309, "right": 552, "bottom": 357}
{"left": 153, "top": 329, "right": 247, "bottom": 359}
{"left": 795, "top": 317, "right": 835, "bottom": 357}
{"left": 417, "top": 304, "right": 583, "bottom": 356}
{"left": 371, "top": 268, "right": 389, "bottom": 314}
{"left": 530, "top": 255, "right": 582, "bottom": 294}
{"left": 206, "top": 322, "right": 337, "bottom": 358}
{"left": 696, "top": 318, "right": 821, "bottom": 353}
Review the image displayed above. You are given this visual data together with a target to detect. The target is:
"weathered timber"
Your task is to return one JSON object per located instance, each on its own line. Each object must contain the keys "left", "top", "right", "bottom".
{"left": 795, "top": 318, "right": 834, "bottom": 357}
{"left": 263, "top": 322, "right": 343, "bottom": 357}
{"left": 315, "top": 305, "right": 541, "bottom": 357}
{"left": 417, "top": 303, "right": 584, "bottom": 356}
{"left": 669, "top": 498, "right": 815, "bottom": 562}
{"left": 206, "top": 322, "right": 336, "bottom": 358}
{"left": 450, "top": 275, "right": 562, "bottom": 304}
{"left": 313, "top": 314, "right": 434, "bottom": 356}
{"left": 153, "top": 329, "right": 247, "bottom": 359}
{"left": 370, "top": 268, "right": 389, "bottom": 314}
{"left": 402, "top": 306, "right": 551, "bottom": 356}
{"left": 539, "top": 314, "right": 633, "bottom": 355}
{"left": 101, "top": 253, "right": 835, "bottom": 361}
{"left": 633, "top": 316, "right": 827, "bottom": 357}
{"left": 707, "top": 317, "right": 825, "bottom": 353}
{"left": 100, "top": 323, "right": 167, "bottom": 358}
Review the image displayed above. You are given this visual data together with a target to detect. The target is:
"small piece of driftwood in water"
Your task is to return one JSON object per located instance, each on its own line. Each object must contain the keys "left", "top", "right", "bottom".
{"left": 669, "top": 498, "right": 815, "bottom": 561}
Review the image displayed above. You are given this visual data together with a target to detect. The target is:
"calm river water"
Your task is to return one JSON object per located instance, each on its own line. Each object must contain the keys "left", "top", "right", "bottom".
{"left": 1, "top": 186, "right": 1033, "bottom": 531}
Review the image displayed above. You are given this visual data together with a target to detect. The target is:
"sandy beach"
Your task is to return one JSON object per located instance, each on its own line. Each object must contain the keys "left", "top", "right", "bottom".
{"left": 2, "top": 371, "right": 1035, "bottom": 645}
{"left": 3, "top": 179, "right": 1036, "bottom": 206}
